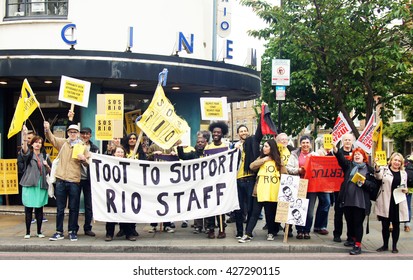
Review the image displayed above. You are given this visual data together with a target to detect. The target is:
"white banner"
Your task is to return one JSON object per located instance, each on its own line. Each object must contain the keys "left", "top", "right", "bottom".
{"left": 355, "top": 114, "right": 374, "bottom": 154}
{"left": 332, "top": 112, "right": 352, "bottom": 145}
{"left": 90, "top": 149, "right": 240, "bottom": 223}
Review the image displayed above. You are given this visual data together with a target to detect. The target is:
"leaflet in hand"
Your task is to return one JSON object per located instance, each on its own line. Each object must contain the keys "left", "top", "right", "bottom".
{"left": 351, "top": 172, "right": 365, "bottom": 186}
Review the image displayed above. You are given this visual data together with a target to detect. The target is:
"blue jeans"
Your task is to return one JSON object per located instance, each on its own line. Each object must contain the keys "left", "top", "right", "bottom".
{"left": 55, "top": 180, "right": 81, "bottom": 233}
{"left": 234, "top": 178, "right": 255, "bottom": 235}
{"left": 314, "top": 192, "right": 331, "bottom": 230}
{"left": 296, "top": 192, "right": 330, "bottom": 234}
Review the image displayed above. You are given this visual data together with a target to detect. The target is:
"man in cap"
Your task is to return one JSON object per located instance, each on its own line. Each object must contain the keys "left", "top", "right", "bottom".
{"left": 79, "top": 127, "right": 99, "bottom": 237}
{"left": 44, "top": 121, "right": 90, "bottom": 241}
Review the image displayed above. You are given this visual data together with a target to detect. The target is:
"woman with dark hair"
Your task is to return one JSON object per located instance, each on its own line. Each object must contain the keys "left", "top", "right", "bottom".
{"left": 19, "top": 126, "right": 51, "bottom": 239}
{"left": 105, "top": 145, "right": 137, "bottom": 242}
{"left": 116, "top": 133, "right": 145, "bottom": 238}
{"left": 374, "top": 152, "right": 409, "bottom": 253}
{"left": 122, "top": 132, "right": 146, "bottom": 160}
{"left": 239, "top": 139, "right": 285, "bottom": 243}
{"left": 333, "top": 146, "right": 377, "bottom": 255}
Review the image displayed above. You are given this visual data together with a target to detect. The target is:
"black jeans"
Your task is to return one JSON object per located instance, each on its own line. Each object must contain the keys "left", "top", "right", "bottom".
{"left": 79, "top": 179, "right": 93, "bottom": 232}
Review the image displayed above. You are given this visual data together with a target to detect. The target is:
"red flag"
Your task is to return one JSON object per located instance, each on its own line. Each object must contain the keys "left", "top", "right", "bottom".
{"left": 260, "top": 103, "right": 278, "bottom": 135}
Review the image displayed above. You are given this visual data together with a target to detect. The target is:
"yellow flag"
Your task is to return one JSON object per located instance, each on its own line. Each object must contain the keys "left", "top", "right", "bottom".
{"left": 136, "top": 85, "right": 189, "bottom": 149}
{"left": 7, "top": 79, "right": 39, "bottom": 139}
{"left": 372, "top": 120, "right": 383, "bottom": 151}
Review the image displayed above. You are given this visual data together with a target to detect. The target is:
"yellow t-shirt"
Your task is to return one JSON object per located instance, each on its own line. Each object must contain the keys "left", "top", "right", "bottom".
{"left": 256, "top": 160, "right": 281, "bottom": 202}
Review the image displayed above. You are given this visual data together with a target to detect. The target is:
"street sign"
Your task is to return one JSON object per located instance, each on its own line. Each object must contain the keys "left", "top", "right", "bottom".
{"left": 272, "top": 59, "right": 290, "bottom": 86}
{"left": 275, "top": 86, "right": 286, "bottom": 101}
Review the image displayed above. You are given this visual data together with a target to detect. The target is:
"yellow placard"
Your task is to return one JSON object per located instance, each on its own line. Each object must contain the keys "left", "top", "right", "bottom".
{"left": 323, "top": 134, "right": 333, "bottom": 150}
{"left": 124, "top": 109, "right": 142, "bottom": 135}
{"left": 58, "top": 75, "right": 91, "bottom": 107}
{"left": 204, "top": 100, "right": 224, "bottom": 118}
{"left": 0, "top": 159, "right": 18, "bottom": 195}
{"left": 104, "top": 94, "right": 124, "bottom": 120}
{"left": 137, "top": 86, "right": 189, "bottom": 149}
{"left": 351, "top": 172, "right": 366, "bottom": 185}
{"left": 43, "top": 142, "right": 59, "bottom": 161}
{"left": 376, "top": 150, "right": 387, "bottom": 166}
{"left": 275, "top": 201, "right": 289, "bottom": 223}
{"left": 298, "top": 179, "right": 308, "bottom": 199}
{"left": 72, "top": 143, "right": 85, "bottom": 159}
{"left": 95, "top": 114, "right": 114, "bottom": 140}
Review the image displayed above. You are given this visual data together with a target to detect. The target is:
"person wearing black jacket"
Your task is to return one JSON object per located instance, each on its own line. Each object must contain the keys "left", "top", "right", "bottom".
{"left": 333, "top": 145, "right": 377, "bottom": 255}
{"left": 177, "top": 134, "right": 208, "bottom": 233}
{"left": 232, "top": 123, "right": 262, "bottom": 238}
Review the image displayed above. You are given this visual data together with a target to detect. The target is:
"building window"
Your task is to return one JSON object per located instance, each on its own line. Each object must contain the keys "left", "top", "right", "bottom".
{"left": 6, "top": 0, "right": 68, "bottom": 19}
{"left": 393, "top": 108, "right": 404, "bottom": 122}
{"left": 236, "top": 102, "right": 240, "bottom": 109}
{"left": 243, "top": 101, "right": 247, "bottom": 108}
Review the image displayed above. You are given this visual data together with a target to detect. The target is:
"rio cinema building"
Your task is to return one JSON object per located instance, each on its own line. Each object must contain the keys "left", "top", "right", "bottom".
{"left": 0, "top": 0, "right": 261, "bottom": 161}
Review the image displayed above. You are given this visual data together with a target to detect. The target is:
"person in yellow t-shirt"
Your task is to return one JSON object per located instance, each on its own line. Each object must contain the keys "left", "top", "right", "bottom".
{"left": 239, "top": 139, "right": 285, "bottom": 243}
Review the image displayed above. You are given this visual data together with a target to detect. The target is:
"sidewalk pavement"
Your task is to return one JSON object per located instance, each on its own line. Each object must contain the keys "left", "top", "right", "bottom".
{"left": 0, "top": 205, "right": 412, "bottom": 256}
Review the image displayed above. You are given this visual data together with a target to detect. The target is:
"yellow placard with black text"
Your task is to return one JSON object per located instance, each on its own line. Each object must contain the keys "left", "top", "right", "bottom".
{"left": 323, "top": 134, "right": 333, "bottom": 150}
{"left": 0, "top": 159, "right": 18, "bottom": 195}
{"left": 104, "top": 94, "right": 124, "bottom": 120}
{"left": 137, "top": 86, "right": 189, "bottom": 149}
{"left": 95, "top": 114, "right": 114, "bottom": 140}
{"left": 376, "top": 150, "right": 387, "bottom": 166}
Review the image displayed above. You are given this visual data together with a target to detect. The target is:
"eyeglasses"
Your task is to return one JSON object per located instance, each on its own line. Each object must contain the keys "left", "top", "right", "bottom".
{"left": 68, "top": 131, "right": 78, "bottom": 134}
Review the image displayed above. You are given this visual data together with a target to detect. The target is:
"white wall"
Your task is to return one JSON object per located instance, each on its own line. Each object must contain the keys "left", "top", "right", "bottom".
{"left": 0, "top": 0, "right": 267, "bottom": 68}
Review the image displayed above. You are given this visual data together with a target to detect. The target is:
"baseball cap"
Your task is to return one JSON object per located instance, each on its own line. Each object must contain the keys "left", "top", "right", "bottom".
{"left": 80, "top": 127, "right": 92, "bottom": 134}
{"left": 66, "top": 124, "right": 80, "bottom": 132}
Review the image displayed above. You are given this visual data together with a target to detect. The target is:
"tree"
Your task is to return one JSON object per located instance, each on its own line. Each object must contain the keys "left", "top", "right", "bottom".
{"left": 241, "top": 0, "right": 413, "bottom": 138}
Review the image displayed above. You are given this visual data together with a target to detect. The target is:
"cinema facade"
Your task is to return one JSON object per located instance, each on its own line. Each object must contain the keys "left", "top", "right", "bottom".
{"left": 0, "top": 0, "right": 261, "bottom": 158}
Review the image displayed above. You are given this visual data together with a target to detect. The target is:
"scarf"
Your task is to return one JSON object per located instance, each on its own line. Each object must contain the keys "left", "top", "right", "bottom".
{"left": 350, "top": 162, "right": 366, "bottom": 178}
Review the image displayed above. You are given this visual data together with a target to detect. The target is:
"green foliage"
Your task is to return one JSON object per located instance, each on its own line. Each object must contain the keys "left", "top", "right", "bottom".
{"left": 241, "top": 0, "right": 413, "bottom": 138}
{"left": 384, "top": 122, "right": 413, "bottom": 153}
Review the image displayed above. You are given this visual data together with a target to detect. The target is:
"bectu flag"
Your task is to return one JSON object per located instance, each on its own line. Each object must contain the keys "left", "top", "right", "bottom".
{"left": 8, "top": 79, "right": 40, "bottom": 139}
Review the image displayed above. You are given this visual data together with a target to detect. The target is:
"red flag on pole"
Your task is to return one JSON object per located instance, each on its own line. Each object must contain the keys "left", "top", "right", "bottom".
{"left": 260, "top": 103, "right": 278, "bottom": 135}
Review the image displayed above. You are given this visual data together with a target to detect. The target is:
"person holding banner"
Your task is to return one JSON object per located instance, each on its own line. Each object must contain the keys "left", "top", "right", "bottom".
{"left": 286, "top": 135, "right": 317, "bottom": 240}
{"left": 239, "top": 139, "right": 284, "bottom": 243}
{"left": 116, "top": 132, "right": 146, "bottom": 237}
{"left": 333, "top": 133, "right": 354, "bottom": 243}
{"left": 374, "top": 153, "right": 409, "bottom": 254}
{"left": 19, "top": 127, "right": 51, "bottom": 239}
{"left": 333, "top": 145, "right": 377, "bottom": 255}
{"left": 44, "top": 122, "right": 90, "bottom": 242}
{"left": 177, "top": 134, "right": 209, "bottom": 234}
{"left": 146, "top": 141, "right": 178, "bottom": 233}
{"left": 78, "top": 127, "right": 100, "bottom": 237}
{"left": 204, "top": 121, "right": 229, "bottom": 239}
{"left": 104, "top": 145, "right": 137, "bottom": 242}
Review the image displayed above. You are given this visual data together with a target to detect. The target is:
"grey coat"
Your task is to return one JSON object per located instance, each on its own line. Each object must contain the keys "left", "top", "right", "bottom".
{"left": 19, "top": 150, "right": 50, "bottom": 190}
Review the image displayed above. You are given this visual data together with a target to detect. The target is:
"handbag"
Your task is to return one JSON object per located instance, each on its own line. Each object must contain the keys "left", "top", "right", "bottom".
{"left": 46, "top": 174, "right": 55, "bottom": 198}
{"left": 49, "top": 157, "right": 59, "bottom": 184}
